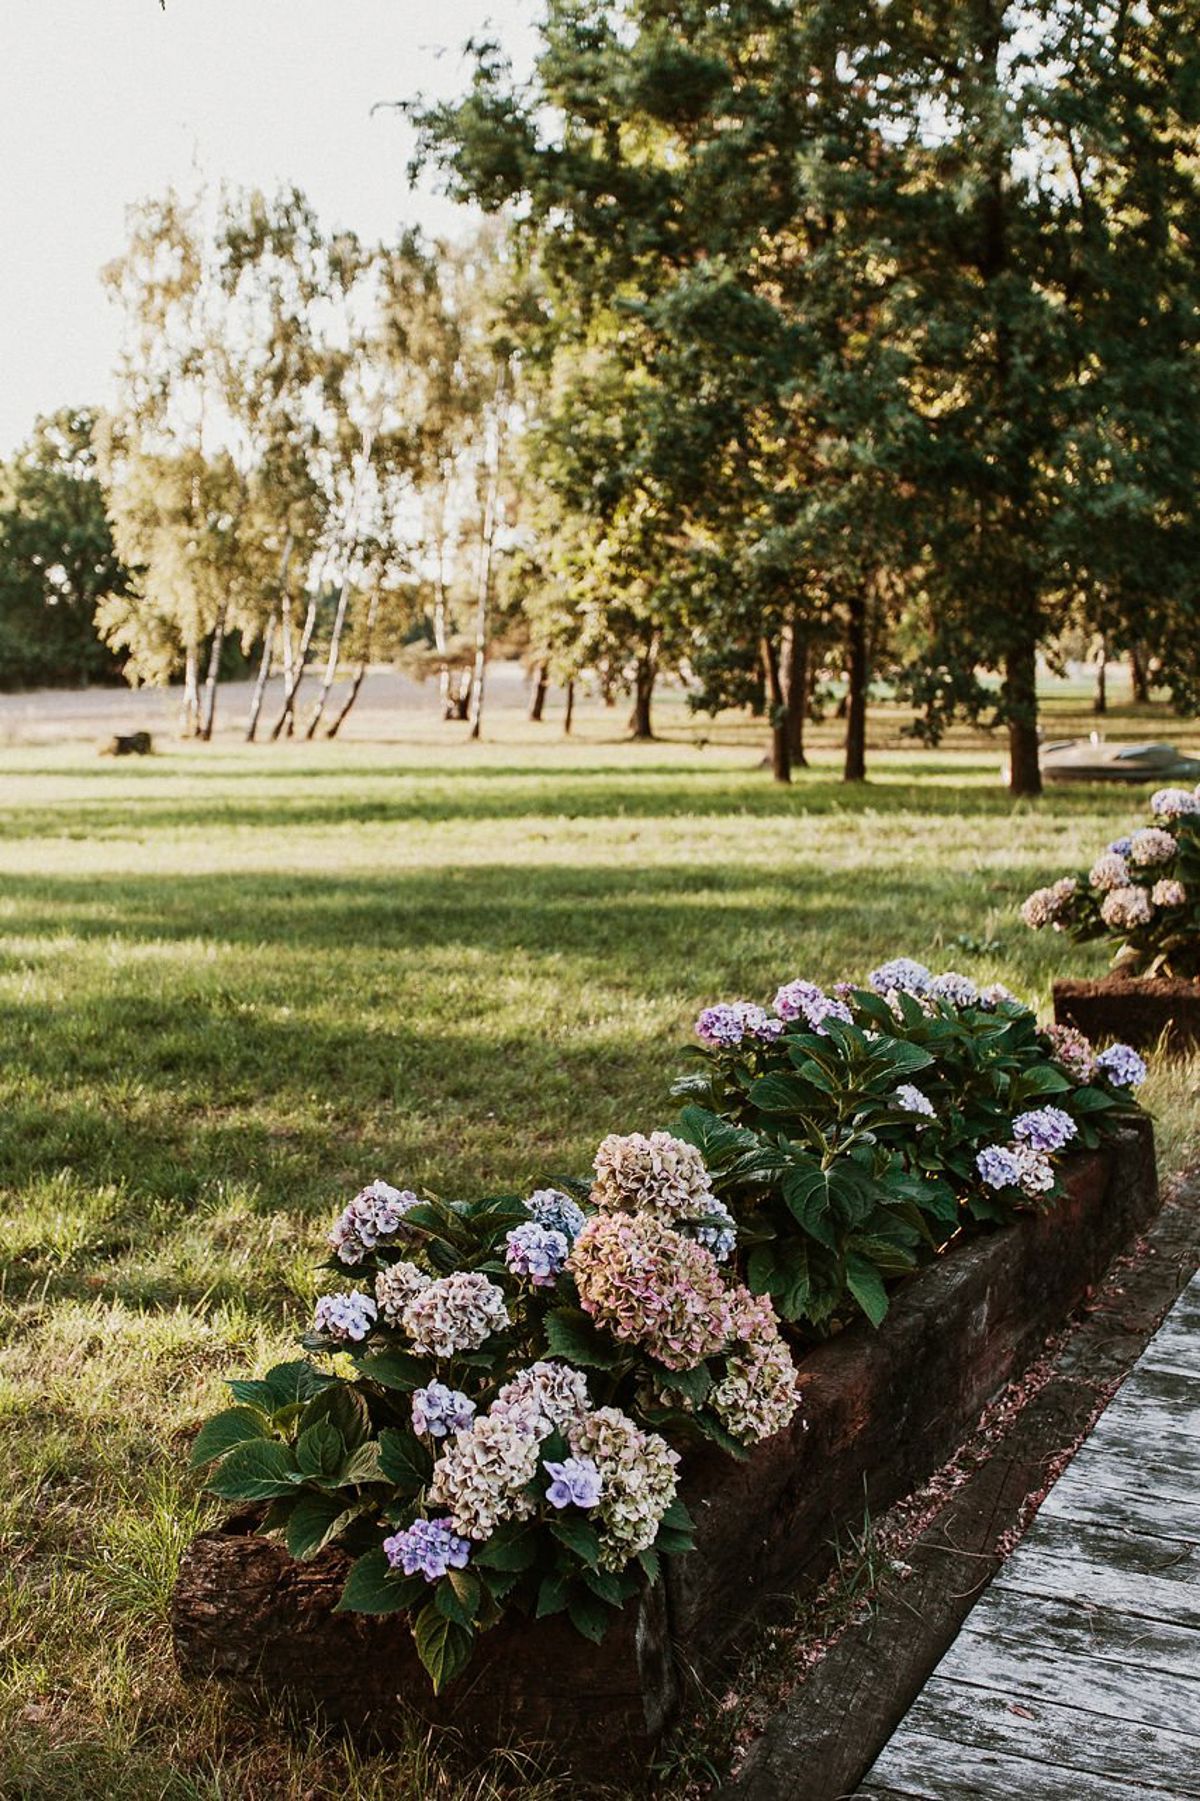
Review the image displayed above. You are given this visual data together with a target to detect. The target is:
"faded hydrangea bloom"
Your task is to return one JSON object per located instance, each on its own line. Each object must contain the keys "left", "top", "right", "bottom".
{"left": 312, "top": 1289, "right": 378, "bottom": 1343}
{"left": 979, "top": 982, "right": 1020, "bottom": 1011}
{"left": 710, "top": 1288, "right": 802, "bottom": 1446}
{"left": 1151, "top": 787, "right": 1199, "bottom": 820}
{"left": 1020, "top": 877, "right": 1077, "bottom": 930}
{"left": 411, "top": 1381, "right": 476, "bottom": 1439}
{"left": 1152, "top": 878, "right": 1187, "bottom": 908}
{"left": 696, "top": 1001, "right": 785, "bottom": 1049}
{"left": 505, "top": 1221, "right": 569, "bottom": 1286}
{"left": 1089, "top": 852, "right": 1131, "bottom": 892}
{"left": 428, "top": 1410, "right": 541, "bottom": 1540}
{"left": 382, "top": 1516, "right": 471, "bottom": 1581}
{"left": 571, "top": 1211, "right": 732, "bottom": 1370}
{"left": 929, "top": 971, "right": 979, "bottom": 1008}
{"left": 1013, "top": 1106, "right": 1077, "bottom": 1154}
{"left": 329, "top": 1181, "right": 419, "bottom": 1265}
{"left": 894, "top": 1083, "right": 936, "bottom": 1119}
{"left": 489, "top": 1361, "right": 591, "bottom": 1440}
{"left": 568, "top": 1405, "right": 680, "bottom": 1569}
{"left": 401, "top": 1271, "right": 509, "bottom": 1359}
{"left": 1012, "top": 1142, "right": 1056, "bottom": 1197}
{"left": 1096, "top": 1043, "right": 1148, "bottom": 1088}
{"left": 590, "top": 1130, "right": 715, "bottom": 1222}
{"left": 772, "top": 980, "right": 854, "bottom": 1034}
{"left": 1044, "top": 1024, "right": 1097, "bottom": 1084}
{"left": 374, "top": 1259, "right": 431, "bottom": 1324}
{"left": 544, "top": 1456, "right": 604, "bottom": 1510}
{"left": 524, "top": 1187, "right": 587, "bottom": 1243}
{"left": 1100, "top": 885, "right": 1153, "bottom": 931}
{"left": 867, "top": 958, "right": 933, "bottom": 997}
{"left": 1130, "top": 828, "right": 1177, "bottom": 867}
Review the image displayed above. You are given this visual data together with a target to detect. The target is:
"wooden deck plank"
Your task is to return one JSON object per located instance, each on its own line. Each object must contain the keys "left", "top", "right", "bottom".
{"left": 859, "top": 1731, "right": 1189, "bottom": 1799}
{"left": 955, "top": 1586, "right": 1200, "bottom": 1682}
{"left": 864, "top": 1680, "right": 1200, "bottom": 1795}
{"left": 933, "top": 1628, "right": 1200, "bottom": 1733}
{"left": 1061, "top": 1432, "right": 1199, "bottom": 1504}
{"left": 1037, "top": 1470, "right": 1200, "bottom": 1541}
{"left": 991, "top": 1513, "right": 1200, "bottom": 1628}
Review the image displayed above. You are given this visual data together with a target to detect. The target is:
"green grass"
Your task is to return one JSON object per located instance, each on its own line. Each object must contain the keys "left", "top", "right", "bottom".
{"left": 1, "top": 697, "right": 1197, "bottom": 1797}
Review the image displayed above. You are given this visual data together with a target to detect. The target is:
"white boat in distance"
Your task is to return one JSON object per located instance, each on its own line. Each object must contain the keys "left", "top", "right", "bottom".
{"left": 1036, "top": 738, "right": 1200, "bottom": 785}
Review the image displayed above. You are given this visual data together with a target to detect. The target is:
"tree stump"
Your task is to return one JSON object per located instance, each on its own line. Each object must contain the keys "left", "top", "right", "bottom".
{"left": 99, "top": 731, "right": 153, "bottom": 757}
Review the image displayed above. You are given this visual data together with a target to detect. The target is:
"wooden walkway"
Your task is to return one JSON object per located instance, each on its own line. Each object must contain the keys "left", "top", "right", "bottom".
{"left": 857, "top": 1272, "right": 1200, "bottom": 1799}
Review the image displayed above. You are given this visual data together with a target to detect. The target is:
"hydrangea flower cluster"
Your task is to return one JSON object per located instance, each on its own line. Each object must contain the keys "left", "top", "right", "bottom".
{"left": 929, "top": 971, "right": 979, "bottom": 1008}
{"left": 691, "top": 1196, "right": 738, "bottom": 1263}
{"left": 1151, "top": 787, "right": 1199, "bottom": 820}
{"left": 505, "top": 1220, "right": 569, "bottom": 1286}
{"left": 427, "top": 1408, "right": 543, "bottom": 1540}
{"left": 329, "top": 1180, "right": 419, "bottom": 1265}
{"left": 894, "top": 1083, "right": 936, "bottom": 1118}
{"left": 383, "top": 1517, "right": 471, "bottom": 1581}
{"left": 489, "top": 1360, "right": 591, "bottom": 1439}
{"left": 524, "top": 1187, "right": 586, "bottom": 1243}
{"left": 1020, "top": 876, "right": 1078, "bottom": 929}
{"left": 1090, "top": 852, "right": 1131, "bottom": 893}
{"left": 571, "top": 1211, "right": 734, "bottom": 1370}
{"left": 1096, "top": 1042, "right": 1148, "bottom": 1088}
{"left": 773, "top": 979, "right": 854, "bottom": 1034}
{"left": 1044, "top": 1023, "right": 1097, "bottom": 1084}
{"left": 1100, "top": 885, "right": 1153, "bottom": 930}
{"left": 567, "top": 1405, "right": 681, "bottom": 1568}
{"left": 591, "top": 1130, "right": 715, "bottom": 1222}
{"left": 1153, "top": 878, "right": 1187, "bottom": 909}
{"left": 374, "top": 1259, "right": 431, "bottom": 1324}
{"left": 868, "top": 958, "right": 933, "bottom": 997}
{"left": 312, "top": 1289, "right": 378, "bottom": 1342}
{"left": 1130, "top": 828, "right": 1177, "bottom": 867}
{"left": 1013, "top": 1106, "right": 1077, "bottom": 1154}
{"left": 696, "top": 1001, "right": 785, "bottom": 1049}
{"left": 711, "top": 1288, "right": 804, "bottom": 1445}
{"left": 412, "top": 1381, "right": 476, "bottom": 1439}
{"left": 976, "top": 1142, "right": 1054, "bottom": 1197}
{"left": 544, "top": 1457, "right": 604, "bottom": 1509}
{"left": 401, "top": 1271, "right": 510, "bottom": 1359}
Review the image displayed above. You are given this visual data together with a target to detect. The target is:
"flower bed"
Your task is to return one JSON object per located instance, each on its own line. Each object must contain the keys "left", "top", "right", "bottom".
{"left": 173, "top": 964, "right": 1155, "bottom": 1775}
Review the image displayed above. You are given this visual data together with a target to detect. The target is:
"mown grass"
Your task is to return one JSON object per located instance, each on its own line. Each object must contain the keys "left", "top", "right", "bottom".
{"left": 1, "top": 695, "right": 1197, "bottom": 1798}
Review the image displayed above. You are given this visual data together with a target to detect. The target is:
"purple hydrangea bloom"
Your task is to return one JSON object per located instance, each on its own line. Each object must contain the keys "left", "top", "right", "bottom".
{"left": 544, "top": 1456, "right": 604, "bottom": 1510}
{"left": 312, "top": 1289, "right": 378, "bottom": 1343}
{"left": 894, "top": 1083, "right": 935, "bottom": 1119}
{"left": 773, "top": 980, "right": 853, "bottom": 1034}
{"left": 412, "top": 1381, "right": 477, "bottom": 1439}
{"left": 868, "top": 958, "right": 933, "bottom": 998}
{"left": 1107, "top": 836, "right": 1134, "bottom": 857}
{"left": 1151, "top": 787, "right": 1199, "bottom": 820}
{"left": 383, "top": 1517, "right": 471, "bottom": 1581}
{"left": 1095, "top": 1043, "right": 1148, "bottom": 1089}
{"left": 930, "top": 972, "right": 979, "bottom": 1008}
{"left": 976, "top": 1145, "right": 1022, "bottom": 1190}
{"left": 695, "top": 1002, "right": 784, "bottom": 1049}
{"left": 505, "top": 1220, "right": 569, "bottom": 1286}
{"left": 329, "top": 1180, "right": 419, "bottom": 1265}
{"left": 1012, "top": 1106, "right": 1078, "bottom": 1154}
{"left": 525, "top": 1187, "right": 587, "bottom": 1243}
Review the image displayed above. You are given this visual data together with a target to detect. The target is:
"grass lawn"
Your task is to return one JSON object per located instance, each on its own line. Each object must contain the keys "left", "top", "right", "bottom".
{"left": 1, "top": 695, "right": 1197, "bottom": 1798}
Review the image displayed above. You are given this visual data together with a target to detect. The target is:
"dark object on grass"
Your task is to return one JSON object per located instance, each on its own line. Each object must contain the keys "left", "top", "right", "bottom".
{"left": 99, "top": 731, "right": 153, "bottom": 757}
{"left": 1054, "top": 975, "right": 1200, "bottom": 1050}
{"left": 1039, "top": 739, "right": 1200, "bottom": 785}
{"left": 172, "top": 1125, "right": 1155, "bottom": 1783}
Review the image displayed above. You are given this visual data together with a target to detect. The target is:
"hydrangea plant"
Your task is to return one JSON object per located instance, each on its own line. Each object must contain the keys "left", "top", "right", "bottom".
{"left": 1020, "top": 787, "right": 1200, "bottom": 976}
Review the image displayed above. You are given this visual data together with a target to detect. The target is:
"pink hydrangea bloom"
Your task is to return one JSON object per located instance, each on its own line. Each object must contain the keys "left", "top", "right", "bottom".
{"left": 570, "top": 1211, "right": 732, "bottom": 1370}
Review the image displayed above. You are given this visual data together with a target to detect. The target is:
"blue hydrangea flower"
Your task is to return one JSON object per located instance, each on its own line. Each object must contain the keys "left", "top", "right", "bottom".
{"left": 696, "top": 1002, "right": 785, "bottom": 1049}
{"left": 525, "top": 1187, "right": 587, "bottom": 1243}
{"left": 505, "top": 1220, "right": 569, "bottom": 1286}
{"left": 544, "top": 1456, "right": 604, "bottom": 1510}
{"left": 692, "top": 1196, "right": 738, "bottom": 1263}
{"left": 383, "top": 1517, "right": 471, "bottom": 1581}
{"left": 412, "top": 1381, "right": 476, "bottom": 1439}
{"left": 894, "top": 1083, "right": 936, "bottom": 1119}
{"left": 1107, "top": 836, "right": 1134, "bottom": 857}
{"left": 1096, "top": 1043, "right": 1148, "bottom": 1089}
{"left": 773, "top": 980, "right": 853, "bottom": 1034}
{"left": 976, "top": 1145, "right": 1022, "bottom": 1190}
{"left": 930, "top": 971, "right": 979, "bottom": 1008}
{"left": 1012, "top": 1106, "right": 1078, "bottom": 1154}
{"left": 868, "top": 958, "right": 933, "bottom": 997}
{"left": 312, "top": 1289, "right": 377, "bottom": 1343}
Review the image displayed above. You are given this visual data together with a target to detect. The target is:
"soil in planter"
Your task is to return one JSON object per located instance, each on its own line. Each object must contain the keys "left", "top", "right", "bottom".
{"left": 1053, "top": 975, "right": 1200, "bottom": 1050}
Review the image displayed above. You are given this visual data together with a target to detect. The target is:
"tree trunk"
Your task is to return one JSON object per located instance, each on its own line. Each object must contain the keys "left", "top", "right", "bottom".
{"left": 761, "top": 635, "right": 792, "bottom": 784}
{"left": 528, "top": 663, "right": 549, "bottom": 722}
{"left": 468, "top": 371, "right": 508, "bottom": 744}
{"left": 563, "top": 678, "right": 575, "bottom": 736}
{"left": 781, "top": 613, "right": 809, "bottom": 766}
{"left": 1130, "top": 648, "right": 1150, "bottom": 705}
{"left": 198, "top": 609, "right": 228, "bottom": 742}
{"left": 843, "top": 593, "right": 868, "bottom": 782}
{"left": 246, "top": 614, "right": 277, "bottom": 742}
{"left": 181, "top": 642, "right": 201, "bottom": 738}
{"left": 327, "top": 584, "right": 380, "bottom": 740}
{"left": 1093, "top": 641, "right": 1108, "bottom": 716}
{"left": 1005, "top": 634, "right": 1042, "bottom": 797}
{"left": 629, "top": 638, "right": 658, "bottom": 741}
{"left": 306, "top": 564, "right": 358, "bottom": 741}
{"left": 270, "top": 591, "right": 319, "bottom": 740}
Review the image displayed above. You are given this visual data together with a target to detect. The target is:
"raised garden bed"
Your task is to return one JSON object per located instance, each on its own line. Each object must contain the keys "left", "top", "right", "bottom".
{"left": 172, "top": 1120, "right": 1157, "bottom": 1782}
{"left": 1053, "top": 976, "right": 1200, "bottom": 1051}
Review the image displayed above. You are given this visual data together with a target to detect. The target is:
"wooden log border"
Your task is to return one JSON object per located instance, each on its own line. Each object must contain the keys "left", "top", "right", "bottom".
{"left": 1053, "top": 976, "right": 1200, "bottom": 1051}
{"left": 172, "top": 1122, "right": 1158, "bottom": 1784}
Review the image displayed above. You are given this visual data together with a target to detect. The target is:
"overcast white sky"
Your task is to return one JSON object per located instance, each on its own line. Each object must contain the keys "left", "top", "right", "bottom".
{"left": 0, "top": 0, "right": 539, "bottom": 454}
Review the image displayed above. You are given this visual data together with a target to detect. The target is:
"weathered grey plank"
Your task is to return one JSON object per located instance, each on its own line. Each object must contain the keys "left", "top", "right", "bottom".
{"left": 935, "top": 1627, "right": 1200, "bottom": 1734}
{"left": 860, "top": 1731, "right": 1187, "bottom": 1799}
{"left": 1038, "top": 1469, "right": 1200, "bottom": 1542}
{"left": 865, "top": 1679, "right": 1200, "bottom": 1795}
{"left": 1062, "top": 1431, "right": 1200, "bottom": 1505}
{"left": 992, "top": 1513, "right": 1200, "bottom": 1628}
{"left": 956, "top": 1585, "right": 1200, "bottom": 1683}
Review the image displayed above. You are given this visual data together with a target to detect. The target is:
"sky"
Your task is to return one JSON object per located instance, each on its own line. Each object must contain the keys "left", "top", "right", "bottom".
{"left": 0, "top": 0, "right": 539, "bottom": 455}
